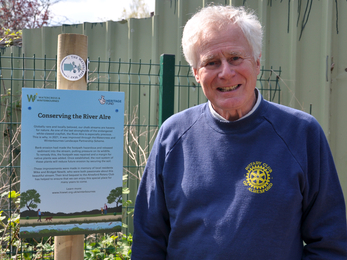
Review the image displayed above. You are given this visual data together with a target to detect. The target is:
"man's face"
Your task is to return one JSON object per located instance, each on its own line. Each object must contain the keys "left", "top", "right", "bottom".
{"left": 193, "top": 24, "right": 261, "bottom": 121}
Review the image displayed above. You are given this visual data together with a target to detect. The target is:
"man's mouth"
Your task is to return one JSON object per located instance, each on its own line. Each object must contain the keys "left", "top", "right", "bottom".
{"left": 217, "top": 84, "right": 240, "bottom": 92}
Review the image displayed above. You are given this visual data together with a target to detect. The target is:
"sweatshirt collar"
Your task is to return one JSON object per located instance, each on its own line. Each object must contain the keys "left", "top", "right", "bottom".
{"left": 204, "top": 91, "right": 266, "bottom": 134}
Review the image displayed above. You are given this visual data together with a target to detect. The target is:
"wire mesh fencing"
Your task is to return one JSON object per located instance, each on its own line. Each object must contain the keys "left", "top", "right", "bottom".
{"left": 0, "top": 52, "right": 281, "bottom": 258}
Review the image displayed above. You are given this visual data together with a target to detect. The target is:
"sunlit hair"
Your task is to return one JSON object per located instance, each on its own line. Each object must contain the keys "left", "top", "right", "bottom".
{"left": 182, "top": 5, "right": 263, "bottom": 69}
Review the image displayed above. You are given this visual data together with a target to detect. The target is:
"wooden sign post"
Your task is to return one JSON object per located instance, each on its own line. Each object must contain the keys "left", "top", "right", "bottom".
{"left": 54, "top": 33, "right": 88, "bottom": 260}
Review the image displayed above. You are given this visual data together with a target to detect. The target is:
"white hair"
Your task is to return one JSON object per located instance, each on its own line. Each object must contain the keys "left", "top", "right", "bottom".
{"left": 182, "top": 5, "right": 263, "bottom": 69}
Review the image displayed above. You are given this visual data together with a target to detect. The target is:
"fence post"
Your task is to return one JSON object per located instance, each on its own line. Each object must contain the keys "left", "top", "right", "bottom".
{"left": 159, "top": 54, "right": 175, "bottom": 127}
{"left": 54, "top": 33, "right": 87, "bottom": 260}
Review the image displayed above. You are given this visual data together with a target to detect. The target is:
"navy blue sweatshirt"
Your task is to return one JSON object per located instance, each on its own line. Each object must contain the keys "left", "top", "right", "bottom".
{"left": 132, "top": 97, "right": 347, "bottom": 259}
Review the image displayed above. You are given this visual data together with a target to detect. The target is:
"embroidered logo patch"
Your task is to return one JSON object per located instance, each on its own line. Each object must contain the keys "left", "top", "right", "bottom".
{"left": 243, "top": 161, "right": 273, "bottom": 193}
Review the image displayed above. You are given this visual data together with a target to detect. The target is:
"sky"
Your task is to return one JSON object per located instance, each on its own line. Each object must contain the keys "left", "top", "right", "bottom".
{"left": 49, "top": 0, "right": 155, "bottom": 26}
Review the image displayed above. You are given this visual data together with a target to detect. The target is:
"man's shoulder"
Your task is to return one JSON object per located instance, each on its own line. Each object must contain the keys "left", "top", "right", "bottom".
{"left": 263, "top": 100, "right": 322, "bottom": 136}
{"left": 264, "top": 100, "right": 317, "bottom": 124}
{"left": 158, "top": 103, "right": 206, "bottom": 142}
{"left": 162, "top": 103, "right": 206, "bottom": 129}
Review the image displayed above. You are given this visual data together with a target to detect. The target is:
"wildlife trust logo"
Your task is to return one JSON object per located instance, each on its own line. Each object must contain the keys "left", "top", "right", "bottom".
{"left": 60, "top": 54, "right": 86, "bottom": 81}
{"left": 243, "top": 161, "right": 273, "bottom": 193}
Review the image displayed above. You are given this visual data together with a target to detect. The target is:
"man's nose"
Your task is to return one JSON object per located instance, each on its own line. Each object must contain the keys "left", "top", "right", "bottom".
{"left": 218, "top": 60, "right": 236, "bottom": 79}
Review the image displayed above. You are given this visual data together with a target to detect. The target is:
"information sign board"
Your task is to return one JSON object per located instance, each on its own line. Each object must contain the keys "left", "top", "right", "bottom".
{"left": 20, "top": 88, "right": 124, "bottom": 237}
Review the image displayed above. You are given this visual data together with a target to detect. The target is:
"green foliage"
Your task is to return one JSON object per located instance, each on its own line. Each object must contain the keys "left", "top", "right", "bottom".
{"left": 0, "top": 87, "right": 22, "bottom": 121}
{"left": 84, "top": 233, "right": 132, "bottom": 260}
{"left": 0, "top": 28, "right": 22, "bottom": 47}
{"left": 0, "top": 189, "right": 133, "bottom": 259}
{"left": 0, "top": 191, "right": 25, "bottom": 258}
{"left": 121, "top": 175, "right": 134, "bottom": 217}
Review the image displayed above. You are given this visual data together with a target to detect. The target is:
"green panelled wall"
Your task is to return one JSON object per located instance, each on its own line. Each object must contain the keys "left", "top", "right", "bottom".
{"left": 2, "top": 0, "right": 347, "bottom": 217}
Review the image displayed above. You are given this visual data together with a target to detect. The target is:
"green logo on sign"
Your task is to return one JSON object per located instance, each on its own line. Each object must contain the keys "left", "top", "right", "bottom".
{"left": 27, "top": 94, "right": 37, "bottom": 102}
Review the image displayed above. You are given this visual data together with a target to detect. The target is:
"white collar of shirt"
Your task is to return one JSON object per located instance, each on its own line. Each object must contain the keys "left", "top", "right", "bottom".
{"left": 208, "top": 88, "right": 261, "bottom": 122}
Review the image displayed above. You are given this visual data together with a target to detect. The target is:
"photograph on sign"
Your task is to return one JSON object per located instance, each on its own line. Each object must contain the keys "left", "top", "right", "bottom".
{"left": 20, "top": 88, "right": 124, "bottom": 237}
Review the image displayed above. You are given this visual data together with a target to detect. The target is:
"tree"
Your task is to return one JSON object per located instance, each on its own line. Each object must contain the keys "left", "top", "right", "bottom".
{"left": 107, "top": 187, "right": 122, "bottom": 207}
{"left": 0, "top": 0, "right": 53, "bottom": 41}
{"left": 120, "top": 0, "right": 152, "bottom": 20}
{"left": 20, "top": 189, "right": 41, "bottom": 211}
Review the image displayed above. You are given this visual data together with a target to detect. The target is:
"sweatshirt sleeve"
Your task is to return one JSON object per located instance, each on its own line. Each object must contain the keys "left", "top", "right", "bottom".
{"left": 301, "top": 123, "right": 347, "bottom": 259}
{"left": 131, "top": 128, "right": 170, "bottom": 260}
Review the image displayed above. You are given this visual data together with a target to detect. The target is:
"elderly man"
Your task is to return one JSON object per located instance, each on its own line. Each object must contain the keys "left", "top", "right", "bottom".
{"left": 132, "top": 5, "right": 347, "bottom": 259}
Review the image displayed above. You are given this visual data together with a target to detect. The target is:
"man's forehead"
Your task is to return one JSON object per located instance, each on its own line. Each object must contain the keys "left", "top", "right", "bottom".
{"left": 194, "top": 24, "right": 252, "bottom": 67}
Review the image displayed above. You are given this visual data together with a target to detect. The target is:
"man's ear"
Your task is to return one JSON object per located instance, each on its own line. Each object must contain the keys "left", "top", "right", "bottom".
{"left": 256, "top": 53, "right": 261, "bottom": 75}
{"left": 193, "top": 68, "right": 200, "bottom": 83}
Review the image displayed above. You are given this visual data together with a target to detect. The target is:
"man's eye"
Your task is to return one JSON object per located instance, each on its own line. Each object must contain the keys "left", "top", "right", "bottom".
{"left": 229, "top": 57, "right": 242, "bottom": 65}
{"left": 205, "top": 61, "right": 219, "bottom": 67}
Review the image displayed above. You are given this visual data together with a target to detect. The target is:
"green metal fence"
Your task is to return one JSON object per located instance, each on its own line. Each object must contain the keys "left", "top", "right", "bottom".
{"left": 0, "top": 52, "right": 281, "bottom": 258}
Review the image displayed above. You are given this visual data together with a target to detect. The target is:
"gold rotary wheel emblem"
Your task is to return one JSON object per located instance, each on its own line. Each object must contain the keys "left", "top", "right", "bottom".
{"left": 246, "top": 165, "right": 270, "bottom": 190}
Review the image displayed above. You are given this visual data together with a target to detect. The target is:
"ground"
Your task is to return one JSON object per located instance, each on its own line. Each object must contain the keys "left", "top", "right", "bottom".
{"left": 20, "top": 214, "right": 122, "bottom": 226}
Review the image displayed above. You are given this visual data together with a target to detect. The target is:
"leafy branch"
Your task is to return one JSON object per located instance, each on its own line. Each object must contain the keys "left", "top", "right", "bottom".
{"left": 0, "top": 29, "right": 22, "bottom": 47}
